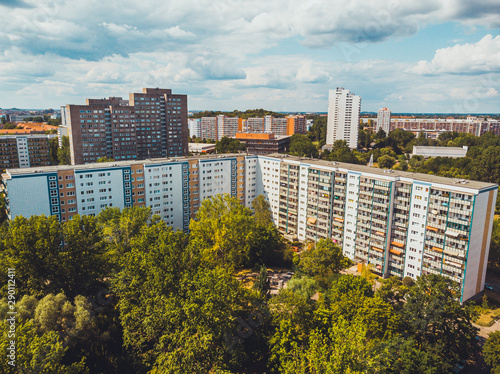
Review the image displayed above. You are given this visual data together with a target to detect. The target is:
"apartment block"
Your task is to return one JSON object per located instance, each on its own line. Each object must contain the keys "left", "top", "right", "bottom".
{"left": 326, "top": 87, "right": 361, "bottom": 149}
{"left": 254, "top": 155, "right": 496, "bottom": 302}
{"left": 0, "top": 134, "right": 55, "bottom": 169}
{"left": 376, "top": 107, "right": 391, "bottom": 134}
{"left": 390, "top": 117, "right": 500, "bottom": 139}
{"left": 2, "top": 154, "right": 496, "bottom": 301}
{"left": 63, "top": 88, "right": 188, "bottom": 165}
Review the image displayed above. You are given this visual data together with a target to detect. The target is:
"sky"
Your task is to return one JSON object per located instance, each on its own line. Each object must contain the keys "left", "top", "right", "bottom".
{"left": 0, "top": 0, "right": 499, "bottom": 113}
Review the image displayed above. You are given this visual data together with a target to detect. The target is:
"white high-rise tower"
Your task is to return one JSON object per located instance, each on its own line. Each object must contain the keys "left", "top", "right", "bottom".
{"left": 376, "top": 107, "right": 391, "bottom": 135}
{"left": 326, "top": 87, "right": 361, "bottom": 149}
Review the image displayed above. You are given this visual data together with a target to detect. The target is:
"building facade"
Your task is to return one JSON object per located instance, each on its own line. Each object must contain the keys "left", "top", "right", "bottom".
{"left": 3, "top": 154, "right": 496, "bottom": 301}
{"left": 0, "top": 134, "right": 55, "bottom": 169}
{"left": 376, "top": 107, "right": 391, "bottom": 134}
{"left": 326, "top": 88, "right": 361, "bottom": 149}
{"left": 390, "top": 117, "right": 500, "bottom": 139}
{"left": 188, "top": 118, "right": 201, "bottom": 138}
{"left": 63, "top": 88, "right": 188, "bottom": 165}
{"left": 235, "top": 133, "right": 290, "bottom": 154}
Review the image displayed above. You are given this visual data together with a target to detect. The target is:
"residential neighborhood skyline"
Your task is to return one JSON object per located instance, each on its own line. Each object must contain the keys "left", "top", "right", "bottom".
{"left": 0, "top": 1, "right": 499, "bottom": 112}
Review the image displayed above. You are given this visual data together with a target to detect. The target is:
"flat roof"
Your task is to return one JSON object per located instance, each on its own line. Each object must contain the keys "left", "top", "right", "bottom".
{"left": 5, "top": 153, "right": 497, "bottom": 191}
{"left": 264, "top": 153, "right": 497, "bottom": 191}
{"left": 6, "top": 153, "right": 246, "bottom": 176}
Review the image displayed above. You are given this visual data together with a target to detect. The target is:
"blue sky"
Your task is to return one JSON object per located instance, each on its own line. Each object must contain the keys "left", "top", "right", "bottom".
{"left": 0, "top": 0, "right": 499, "bottom": 113}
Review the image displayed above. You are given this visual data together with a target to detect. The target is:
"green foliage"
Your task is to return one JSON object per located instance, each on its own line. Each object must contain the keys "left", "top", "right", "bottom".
{"left": 190, "top": 194, "right": 255, "bottom": 268}
{"left": 323, "top": 140, "right": 359, "bottom": 164}
{"left": 2, "top": 122, "right": 22, "bottom": 130}
{"left": 489, "top": 219, "right": 500, "bottom": 273}
{"left": 307, "top": 116, "right": 327, "bottom": 146}
{"left": 378, "top": 154, "right": 396, "bottom": 169}
{"left": 399, "top": 275, "right": 479, "bottom": 367}
{"left": 297, "top": 239, "right": 352, "bottom": 289}
{"left": 1, "top": 214, "right": 109, "bottom": 298}
{"left": 289, "top": 134, "right": 318, "bottom": 158}
{"left": 251, "top": 194, "right": 273, "bottom": 227}
{"left": 190, "top": 108, "right": 284, "bottom": 119}
{"left": 215, "top": 136, "right": 246, "bottom": 153}
{"left": 113, "top": 222, "right": 252, "bottom": 372}
{"left": 248, "top": 224, "right": 292, "bottom": 268}
{"left": 484, "top": 331, "right": 500, "bottom": 374}
{"left": 0, "top": 319, "right": 88, "bottom": 373}
{"left": 58, "top": 135, "right": 71, "bottom": 165}
{"left": 97, "top": 156, "right": 114, "bottom": 162}
{"left": 253, "top": 265, "right": 270, "bottom": 297}
{"left": 49, "top": 137, "right": 59, "bottom": 164}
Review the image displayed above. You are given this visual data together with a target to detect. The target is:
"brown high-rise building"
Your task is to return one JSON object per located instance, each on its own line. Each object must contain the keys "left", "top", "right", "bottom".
{"left": 0, "top": 134, "right": 55, "bottom": 169}
{"left": 63, "top": 88, "right": 188, "bottom": 164}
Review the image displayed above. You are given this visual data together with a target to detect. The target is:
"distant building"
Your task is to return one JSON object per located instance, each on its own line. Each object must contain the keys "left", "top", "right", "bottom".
{"left": 198, "top": 115, "right": 306, "bottom": 141}
{"left": 63, "top": 88, "right": 188, "bottom": 165}
{"left": 390, "top": 117, "right": 500, "bottom": 138}
{"left": 376, "top": 108, "right": 391, "bottom": 134}
{"left": 235, "top": 133, "right": 290, "bottom": 154}
{"left": 7, "top": 114, "right": 32, "bottom": 122}
{"left": 326, "top": 87, "right": 361, "bottom": 149}
{"left": 188, "top": 118, "right": 201, "bottom": 138}
{"left": 0, "top": 134, "right": 56, "bottom": 169}
{"left": 217, "top": 115, "right": 242, "bottom": 139}
{"left": 413, "top": 146, "right": 468, "bottom": 158}
{"left": 58, "top": 126, "right": 69, "bottom": 147}
{"left": 188, "top": 143, "right": 216, "bottom": 154}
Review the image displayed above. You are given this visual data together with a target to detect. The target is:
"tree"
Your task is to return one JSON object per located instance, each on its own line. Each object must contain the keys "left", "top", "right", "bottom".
{"left": 470, "top": 146, "right": 500, "bottom": 184}
{"left": 98, "top": 206, "right": 158, "bottom": 261}
{"left": 484, "top": 331, "right": 500, "bottom": 374}
{"left": 325, "top": 140, "right": 358, "bottom": 164}
{"left": 58, "top": 135, "right": 71, "bottom": 165}
{"left": 297, "top": 239, "right": 352, "bottom": 289}
{"left": 378, "top": 154, "right": 396, "bottom": 169}
{"left": 189, "top": 194, "right": 255, "bottom": 268}
{"left": 248, "top": 223, "right": 291, "bottom": 268}
{"left": 251, "top": 194, "right": 273, "bottom": 227}
{"left": 1, "top": 215, "right": 64, "bottom": 297}
{"left": 0, "top": 320, "right": 88, "bottom": 373}
{"left": 279, "top": 317, "right": 378, "bottom": 374}
{"left": 113, "top": 223, "right": 251, "bottom": 372}
{"left": 49, "top": 137, "right": 59, "bottom": 165}
{"left": 253, "top": 265, "right": 270, "bottom": 297}
{"left": 60, "top": 214, "right": 109, "bottom": 298}
{"left": 97, "top": 156, "right": 114, "bottom": 162}
{"left": 1, "top": 214, "right": 109, "bottom": 299}
{"left": 215, "top": 137, "right": 245, "bottom": 153}
{"left": 388, "top": 129, "right": 415, "bottom": 148}
{"left": 488, "top": 219, "right": 500, "bottom": 273}
{"left": 399, "top": 274, "right": 479, "bottom": 368}
{"left": 289, "top": 134, "right": 318, "bottom": 158}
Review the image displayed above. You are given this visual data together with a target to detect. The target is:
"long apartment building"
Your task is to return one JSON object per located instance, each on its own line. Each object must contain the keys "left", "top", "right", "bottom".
{"left": 197, "top": 115, "right": 307, "bottom": 140}
{"left": 0, "top": 134, "right": 56, "bottom": 169}
{"left": 2, "top": 154, "right": 496, "bottom": 301}
{"left": 62, "top": 88, "right": 188, "bottom": 165}
{"left": 390, "top": 117, "right": 500, "bottom": 138}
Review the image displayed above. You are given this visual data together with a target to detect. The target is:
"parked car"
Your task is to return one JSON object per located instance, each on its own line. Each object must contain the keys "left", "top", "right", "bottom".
{"left": 485, "top": 283, "right": 494, "bottom": 290}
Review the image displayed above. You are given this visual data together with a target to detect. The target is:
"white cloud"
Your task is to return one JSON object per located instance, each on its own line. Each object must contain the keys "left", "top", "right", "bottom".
{"left": 408, "top": 34, "right": 500, "bottom": 75}
{"left": 1, "top": 0, "right": 500, "bottom": 112}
